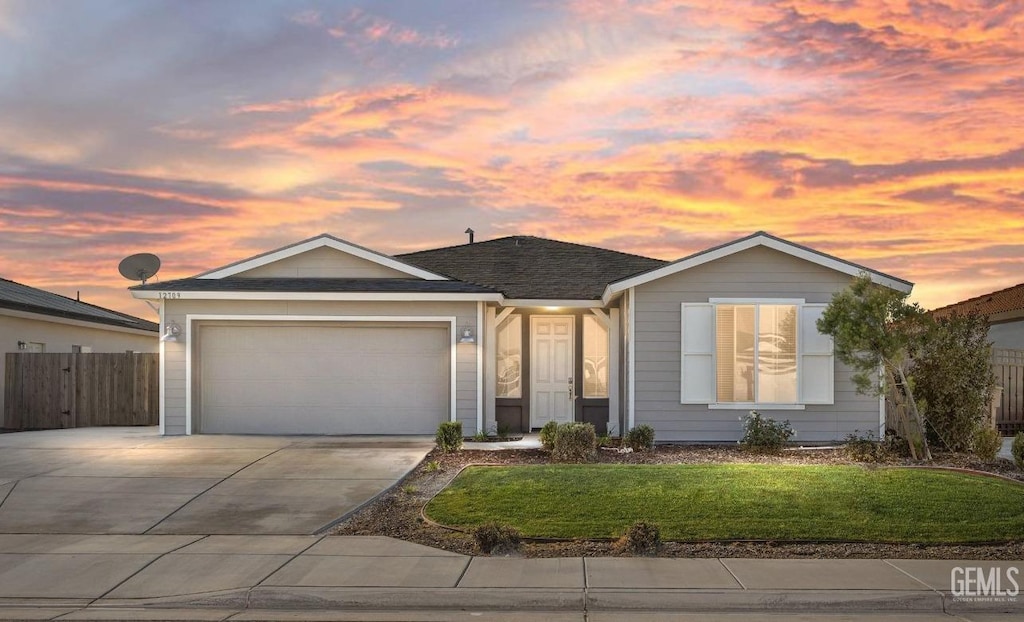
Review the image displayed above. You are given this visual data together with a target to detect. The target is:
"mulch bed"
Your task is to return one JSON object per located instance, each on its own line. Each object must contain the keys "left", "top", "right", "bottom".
{"left": 330, "top": 444, "right": 1024, "bottom": 559}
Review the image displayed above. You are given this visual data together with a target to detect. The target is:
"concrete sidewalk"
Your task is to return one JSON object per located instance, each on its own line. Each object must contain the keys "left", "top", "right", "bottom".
{"left": 0, "top": 534, "right": 1019, "bottom": 619}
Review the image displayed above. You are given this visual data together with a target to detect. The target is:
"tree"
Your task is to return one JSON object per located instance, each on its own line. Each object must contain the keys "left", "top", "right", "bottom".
{"left": 817, "top": 274, "right": 932, "bottom": 460}
{"left": 912, "top": 312, "right": 995, "bottom": 452}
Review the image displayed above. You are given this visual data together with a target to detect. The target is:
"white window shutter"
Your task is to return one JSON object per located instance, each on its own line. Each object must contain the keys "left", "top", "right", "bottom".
{"left": 680, "top": 303, "right": 714, "bottom": 403}
{"left": 799, "top": 304, "right": 834, "bottom": 404}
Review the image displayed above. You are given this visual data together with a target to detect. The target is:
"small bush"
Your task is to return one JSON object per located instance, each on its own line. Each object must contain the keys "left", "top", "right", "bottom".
{"left": 401, "top": 484, "right": 417, "bottom": 495}
{"left": 739, "top": 411, "right": 794, "bottom": 454}
{"left": 472, "top": 431, "right": 489, "bottom": 442}
{"left": 473, "top": 521, "right": 521, "bottom": 555}
{"left": 616, "top": 520, "right": 661, "bottom": 555}
{"left": 1013, "top": 432, "right": 1024, "bottom": 470}
{"left": 596, "top": 433, "right": 617, "bottom": 448}
{"left": 844, "top": 430, "right": 886, "bottom": 462}
{"left": 552, "top": 422, "right": 598, "bottom": 463}
{"left": 972, "top": 426, "right": 1002, "bottom": 462}
{"left": 539, "top": 420, "right": 559, "bottom": 450}
{"left": 435, "top": 421, "right": 463, "bottom": 453}
{"left": 497, "top": 423, "right": 513, "bottom": 440}
{"left": 424, "top": 460, "right": 441, "bottom": 472}
{"left": 625, "top": 424, "right": 655, "bottom": 452}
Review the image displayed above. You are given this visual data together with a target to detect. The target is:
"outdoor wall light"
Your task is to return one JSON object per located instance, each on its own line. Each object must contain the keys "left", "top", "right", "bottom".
{"left": 17, "top": 341, "right": 26, "bottom": 350}
{"left": 458, "top": 326, "right": 476, "bottom": 344}
{"left": 161, "top": 321, "right": 182, "bottom": 343}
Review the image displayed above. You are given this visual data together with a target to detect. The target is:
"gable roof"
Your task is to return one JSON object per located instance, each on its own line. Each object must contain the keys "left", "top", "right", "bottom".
{"left": 398, "top": 236, "right": 667, "bottom": 300}
{"left": 196, "top": 233, "right": 449, "bottom": 281}
{"left": 603, "top": 231, "right": 913, "bottom": 302}
{"left": 931, "top": 282, "right": 1024, "bottom": 322}
{"left": 0, "top": 278, "right": 158, "bottom": 332}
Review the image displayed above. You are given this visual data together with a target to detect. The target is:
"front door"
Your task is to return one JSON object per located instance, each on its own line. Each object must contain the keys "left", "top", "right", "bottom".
{"left": 531, "top": 316, "right": 574, "bottom": 428}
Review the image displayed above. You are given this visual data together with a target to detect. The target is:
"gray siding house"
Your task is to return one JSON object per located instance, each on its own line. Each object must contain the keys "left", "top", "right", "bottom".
{"left": 1, "top": 278, "right": 159, "bottom": 422}
{"left": 932, "top": 283, "right": 1024, "bottom": 350}
{"left": 133, "top": 232, "right": 911, "bottom": 442}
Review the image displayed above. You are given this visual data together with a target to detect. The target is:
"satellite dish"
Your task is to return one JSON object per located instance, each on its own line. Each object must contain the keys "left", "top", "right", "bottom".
{"left": 118, "top": 253, "right": 161, "bottom": 284}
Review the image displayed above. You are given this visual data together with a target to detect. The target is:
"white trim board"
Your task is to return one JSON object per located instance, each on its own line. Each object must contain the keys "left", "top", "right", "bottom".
{"left": 501, "top": 299, "right": 606, "bottom": 308}
{"left": 182, "top": 314, "right": 459, "bottom": 436}
{"left": 476, "top": 301, "right": 484, "bottom": 435}
{"left": 603, "top": 232, "right": 913, "bottom": 303}
{"left": 196, "top": 233, "right": 449, "bottom": 281}
{"left": 133, "top": 291, "right": 502, "bottom": 302}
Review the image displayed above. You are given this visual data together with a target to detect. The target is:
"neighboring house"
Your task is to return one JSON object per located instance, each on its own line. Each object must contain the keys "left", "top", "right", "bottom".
{"left": 131, "top": 231, "right": 912, "bottom": 442}
{"left": 931, "top": 283, "right": 1024, "bottom": 350}
{"left": 1, "top": 278, "right": 160, "bottom": 420}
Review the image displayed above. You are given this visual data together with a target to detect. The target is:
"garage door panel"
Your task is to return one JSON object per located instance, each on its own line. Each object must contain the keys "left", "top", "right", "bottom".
{"left": 199, "top": 324, "right": 449, "bottom": 435}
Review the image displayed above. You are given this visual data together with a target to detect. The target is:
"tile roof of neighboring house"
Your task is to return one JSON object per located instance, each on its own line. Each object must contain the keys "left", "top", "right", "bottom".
{"left": 131, "top": 278, "right": 498, "bottom": 294}
{"left": 931, "top": 282, "right": 1024, "bottom": 320}
{"left": 0, "top": 278, "right": 159, "bottom": 332}
{"left": 398, "top": 236, "right": 668, "bottom": 299}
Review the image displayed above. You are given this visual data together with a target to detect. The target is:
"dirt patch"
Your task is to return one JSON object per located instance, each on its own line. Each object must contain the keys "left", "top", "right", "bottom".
{"left": 330, "top": 444, "right": 1024, "bottom": 559}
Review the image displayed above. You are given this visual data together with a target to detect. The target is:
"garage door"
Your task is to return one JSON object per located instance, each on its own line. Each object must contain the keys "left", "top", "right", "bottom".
{"left": 198, "top": 323, "right": 449, "bottom": 434}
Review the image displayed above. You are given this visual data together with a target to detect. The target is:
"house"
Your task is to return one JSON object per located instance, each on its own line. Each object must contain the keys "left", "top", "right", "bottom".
{"left": 1, "top": 278, "right": 159, "bottom": 422}
{"left": 931, "top": 283, "right": 1024, "bottom": 350}
{"left": 130, "top": 231, "right": 912, "bottom": 442}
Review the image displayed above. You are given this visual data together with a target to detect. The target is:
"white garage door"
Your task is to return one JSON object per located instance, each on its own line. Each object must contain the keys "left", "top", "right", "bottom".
{"left": 198, "top": 323, "right": 449, "bottom": 435}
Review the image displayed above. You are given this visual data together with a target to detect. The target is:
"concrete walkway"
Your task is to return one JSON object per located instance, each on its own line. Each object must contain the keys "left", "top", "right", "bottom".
{"left": 0, "top": 534, "right": 1019, "bottom": 619}
{"left": 0, "top": 428, "right": 433, "bottom": 535}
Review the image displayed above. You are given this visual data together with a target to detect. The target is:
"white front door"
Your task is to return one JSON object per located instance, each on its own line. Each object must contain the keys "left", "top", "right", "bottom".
{"left": 531, "top": 316, "right": 574, "bottom": 428}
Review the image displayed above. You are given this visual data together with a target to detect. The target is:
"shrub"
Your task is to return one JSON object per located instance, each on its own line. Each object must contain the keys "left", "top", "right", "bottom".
{"left": 739, "top": 411, "right": 794, "bottom": 453}
{"left": 625, "top": 424, "right": 655, "bottom": 452}
{"left": 912, "top": 313, "right": 995, "bottom": 452}
{"left": 435, "top": 421, "right": 463, "bottom": 453}
{"left": 552, "top": 422, "right": 598, "bottom": 463}
{"left": 473, "top": 521, "right": 521, "bottom": 555}
{"left": 1013, "top": 432, "right": 1024, "bottom": 470}
{"left": 539, "top": 420, "right": 559, "bottom": 450}
{"left": 596, "top": 433, "right": 616, "bottom": 448}
{"left": 497, "top": 423, "right": 513, "bottom": 441}
{"left": 616, "top": 520, "right": 661, "bottom": 555}
{"left": 844, "top": 430, "right": 886, "bottom": 462}
{"left": 472, "top": 430, "right": 489, "bottom": 442}
{"left": 424, "top": 460, "right": 441, "bottom": 472}
{"left": 972, "top": 426, "right": 1002, "bottom": 462}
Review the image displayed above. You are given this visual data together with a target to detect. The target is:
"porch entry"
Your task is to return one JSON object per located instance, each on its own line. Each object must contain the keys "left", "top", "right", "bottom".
{"left": 530, "top": 315, "right": 574, "bottom": 428}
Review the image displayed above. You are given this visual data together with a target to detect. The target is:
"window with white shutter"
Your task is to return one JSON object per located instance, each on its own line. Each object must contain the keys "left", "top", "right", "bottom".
{"left": 680, "top": 300, "right": 834, "bottom": 406}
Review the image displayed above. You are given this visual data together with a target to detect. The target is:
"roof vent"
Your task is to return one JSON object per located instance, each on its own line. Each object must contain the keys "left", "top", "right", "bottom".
{"left": 464, "top": 228, "right": 475, "bottom": 244}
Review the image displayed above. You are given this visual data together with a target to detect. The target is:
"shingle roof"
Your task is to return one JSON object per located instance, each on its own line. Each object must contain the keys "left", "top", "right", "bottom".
{"left": 131, "top": 277, "right": 498, "bottom": 294}
{"left": 0, "top": 278, "right": 158, "bottom": 332}
{"left": 931, "top": 282, "right": 1024, "bottom": 320}
{"left": 398, "top": 236, "right": 668, "bottom": 299}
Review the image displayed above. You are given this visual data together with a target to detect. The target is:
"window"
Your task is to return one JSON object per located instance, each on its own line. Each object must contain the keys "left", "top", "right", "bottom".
{"left": 681, "top": 301, "right": 833, "bottom": 406}
{"left": 495, "top": 315, "right": 522, "bottom": 398}
{"left": 583, "top": 315, "right": 609, "bottom": 398}
{"left": 715, "top": 304, "right": 796, "bottom": 404}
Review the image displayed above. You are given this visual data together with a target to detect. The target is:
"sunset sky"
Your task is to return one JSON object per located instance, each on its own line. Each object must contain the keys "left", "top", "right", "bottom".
{"left": 1, "top": 0, "right": 1022, "bottom": 319}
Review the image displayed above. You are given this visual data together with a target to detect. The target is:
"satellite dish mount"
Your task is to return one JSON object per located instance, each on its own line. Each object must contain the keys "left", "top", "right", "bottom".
{"left": 118, "top": 253, "right": 162, "bottom": 285}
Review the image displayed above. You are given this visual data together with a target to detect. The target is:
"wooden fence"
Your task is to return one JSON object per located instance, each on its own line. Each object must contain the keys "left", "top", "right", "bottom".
{"left": 4, "top": 353, "right": 158, "bottom": 429}
{"left": 993, "top": 348, "right": 1024, "bottom": 434}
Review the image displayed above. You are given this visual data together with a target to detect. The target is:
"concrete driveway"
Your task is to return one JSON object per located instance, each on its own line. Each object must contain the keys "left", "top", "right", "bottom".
{"left": 0, "top": 427, "right": 432, "bottom": 535}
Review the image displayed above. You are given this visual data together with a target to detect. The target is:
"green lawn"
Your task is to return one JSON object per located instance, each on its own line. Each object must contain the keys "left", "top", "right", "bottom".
{"left": 424, "top": 464, "right": 1024, "bottom": 543}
